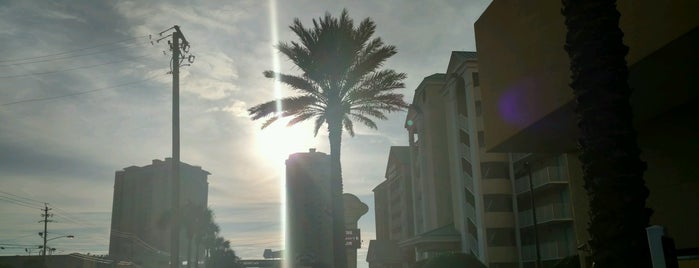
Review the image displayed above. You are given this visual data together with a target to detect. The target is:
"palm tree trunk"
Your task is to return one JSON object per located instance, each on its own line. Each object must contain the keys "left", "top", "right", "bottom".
{"left": 561, "top": 1, "right": 652, "bottom": 267}
{"left": 328, "top": 115, "right": 347, "bottom": 268}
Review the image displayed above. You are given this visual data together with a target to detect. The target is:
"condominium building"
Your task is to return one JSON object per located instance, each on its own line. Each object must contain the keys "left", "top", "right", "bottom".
{"left": 109, "top": 158, "right": 210, "bottom": 267}
{"left": 510, "top": 153, "right": 579, "bottom": 267}
{"left": 285, "top": 149, "right": 333, "bottom": 268}
{"left": 368, "top": 146, "right": 414, "bottom": 268}
{"left": 442, "top": 52, "right": 518, "bottom": 268}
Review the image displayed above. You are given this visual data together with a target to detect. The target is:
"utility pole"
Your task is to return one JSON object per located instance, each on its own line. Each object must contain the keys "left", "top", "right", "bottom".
{"left": 39, "top": 203, "right": 53, "bottom": 266}
{"left": 525, "top": 162, "right": 542, "bottom": 268}
{"left": 156, "top": 25, "right": 194, "bottom": 268}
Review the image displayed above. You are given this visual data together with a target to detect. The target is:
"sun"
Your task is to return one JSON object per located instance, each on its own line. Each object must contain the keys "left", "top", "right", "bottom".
{"left": 254, "top": 118, "right": 322, "bottom": 168}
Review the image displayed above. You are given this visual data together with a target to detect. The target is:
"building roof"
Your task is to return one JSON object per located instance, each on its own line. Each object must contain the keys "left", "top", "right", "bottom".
{"left": 366, "top": 240, "right": 402, "bottom": 263}
{"left": 447, "top": 51, "right": 477, "bottom": 74}
{"left": 384, "top": 146, "right": 410, "bottom": 178}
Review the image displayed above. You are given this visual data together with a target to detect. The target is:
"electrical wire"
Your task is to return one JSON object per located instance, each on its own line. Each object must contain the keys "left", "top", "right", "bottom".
{"left": 0, "top": 54, "right": 152, "bottom": 78}
{"left": 1, "top": 72, "right": 166, "bottom": 107}
{"left": 0, "top": 35, "right": 148, "bottom": 64}
{"left": 0, "top": 40, "right": 151, "bottom": 67}
{"left": 0, "top": 190, "right": 45, "bottom": 205}
{"left": 0, "top": 196, "right": 44, "bottom": 210}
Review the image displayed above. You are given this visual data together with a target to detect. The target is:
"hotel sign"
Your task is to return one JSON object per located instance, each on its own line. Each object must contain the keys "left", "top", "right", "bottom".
{"left": 345, "top": 228, "right": 361, "bottom": 249}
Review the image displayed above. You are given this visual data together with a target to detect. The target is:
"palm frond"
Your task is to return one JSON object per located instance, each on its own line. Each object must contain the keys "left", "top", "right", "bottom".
{"left": 261, "top": 116, "right": 278, "bottom": 129}
{"left": 313, "top": 115, "right": 326, "bottom": 137}
{"left": 349, "top": 113, "right": 378, "bottom": 129}
{"left": 248, "top": 96, "right": 318, "bottom": 121}
{"left": 287, "top": 111, "right": 319, "bottom": 127}
{"left": 343, "top": 116, "right": 355, "bottom": 137}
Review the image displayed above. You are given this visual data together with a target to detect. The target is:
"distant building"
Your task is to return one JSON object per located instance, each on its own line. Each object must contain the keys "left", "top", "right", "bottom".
{"left": 108, "top": 158, "right": 209, "bottom": 267}
{"left": 285, "top": 149, "right": 367, "bottom": 268}
{"left": 285, "top": 149, "right": 334, "bottom": 268}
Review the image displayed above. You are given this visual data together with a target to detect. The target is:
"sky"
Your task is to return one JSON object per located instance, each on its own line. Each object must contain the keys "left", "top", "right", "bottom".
{"left": 0, "top": 0, "right": 490, "bottom": 265}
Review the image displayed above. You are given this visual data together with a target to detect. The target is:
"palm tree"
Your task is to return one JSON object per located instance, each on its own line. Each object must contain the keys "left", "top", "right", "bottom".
{"left": 193, "top": 208, "right": 219, "bottom": 268}
{"left": 248, "top": 9, "right": 407, "bottom": 268}
{"left": 561, "top": 1, "right": 652, "bottom": 267}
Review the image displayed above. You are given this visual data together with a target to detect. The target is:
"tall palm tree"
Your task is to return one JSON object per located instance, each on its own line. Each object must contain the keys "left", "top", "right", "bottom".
{"left": 561, "top": 1, "right": 652, "bottom": 267}
{"left": 248, "top": 9, "right": 407, "bottom": 268}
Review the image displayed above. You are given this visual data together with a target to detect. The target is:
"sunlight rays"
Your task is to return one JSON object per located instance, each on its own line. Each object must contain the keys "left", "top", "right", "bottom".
{"left": 267, "top": 1, "right": 287, "bottom": 266}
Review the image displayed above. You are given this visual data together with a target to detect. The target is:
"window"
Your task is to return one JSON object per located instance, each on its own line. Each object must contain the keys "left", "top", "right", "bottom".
{"left": 459, "top": 130, "right": 470, "bottom": 146}
{"left": 475, "top": 101, "right": 482, "bottom": 116}
{"left": 487, "top": 228, "right": 516, "bottom": 246}
{"left": 483, "top": 194, "right": 513, "bottom": 212}
{"left": 472, "top": 72, "right": 480, "bottom": 87}
{"left": 481, "top": 161, "right": 509, "bottom": 179}
{"left": 477, "top": 131, "right": 485, "bottom": 148}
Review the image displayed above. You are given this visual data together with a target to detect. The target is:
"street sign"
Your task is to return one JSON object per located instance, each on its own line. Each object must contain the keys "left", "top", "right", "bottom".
{"left": 345, "top": 228, "right": 361, "bottom": 249}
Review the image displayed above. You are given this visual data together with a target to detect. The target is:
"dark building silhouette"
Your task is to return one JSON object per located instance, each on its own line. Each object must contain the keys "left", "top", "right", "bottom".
{"left": 285, "top": 149, "right": 334, "bottom": 268}
{"left": 108, "top": 158, "right": 209, "bottom": 267}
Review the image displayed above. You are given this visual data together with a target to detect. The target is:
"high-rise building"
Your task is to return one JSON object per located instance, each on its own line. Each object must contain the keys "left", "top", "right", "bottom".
{"left": 367, "top": 146, "right": 414, "bottom": 268}
{"left": 285, "top": 149, "right": 334, "bottom": 268}
{"left": 108, "top": 158, "right": 209, "bottom": 267}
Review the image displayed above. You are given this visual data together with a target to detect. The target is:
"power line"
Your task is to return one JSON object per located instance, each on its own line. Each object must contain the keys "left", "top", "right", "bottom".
{"left": 0, "top": 72, "right": 166, "bottom": 107}
{"left": 0, "top": 196, "right": 44, "bottom": 210}
{"left": 0, "top": 35, "right": 148, "bottom": 63}
{"left": 0, "top": 190, "right": 45, "bottom": 205}
{"left": 0, "top": 40, "right": 151, "bottom": 67}
{"left": 0, "top": 54, "right": 152, "bottom": 78}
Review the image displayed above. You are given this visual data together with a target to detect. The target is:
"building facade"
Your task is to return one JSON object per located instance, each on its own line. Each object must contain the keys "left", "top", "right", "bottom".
{"left": 368, "top": 146, "right": 414, "bottom": 268}
{"left": 285, "top": 149, "right": 334, "bottom": 268}
{"left": 476, "top": 1, "right": 699, "bottom": 267}
{"left": 109, "top": 158, "right": 210, "bottom": 267}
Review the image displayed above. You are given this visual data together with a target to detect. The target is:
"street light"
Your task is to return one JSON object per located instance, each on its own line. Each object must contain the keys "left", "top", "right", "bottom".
{"left": 39, "top": 232, "right": 75, "bottom": 263}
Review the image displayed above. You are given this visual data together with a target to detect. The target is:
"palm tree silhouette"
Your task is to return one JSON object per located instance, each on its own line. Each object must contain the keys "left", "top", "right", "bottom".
{"left": 248, "top": 9, "right": 407, "bottom": 267}
{"left": 561, "top": 1, "right": 652, "bottom": 267}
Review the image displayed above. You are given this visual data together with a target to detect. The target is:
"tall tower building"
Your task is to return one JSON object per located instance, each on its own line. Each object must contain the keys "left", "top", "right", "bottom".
{"left": 285, "top": 149, "right": 333, "bottom": 267}
{"left": 108, "top": 158, "right": 209, "bottom": 267}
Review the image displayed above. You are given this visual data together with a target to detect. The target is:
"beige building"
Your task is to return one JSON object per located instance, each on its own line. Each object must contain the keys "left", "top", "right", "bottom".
{"left": 475, "top": 0, "right": 699, "bottom": 267}
{"left": 109, "top": 158, "right": 210, "bottom": 267}
{"left": 402, "top": 73, "right": 461, "bottom": 262}
{"left": 368, "top": 146, "right": 415, "bottom": 268}
{"left": 441, "top": 52, "right": 519, "bottom": 268}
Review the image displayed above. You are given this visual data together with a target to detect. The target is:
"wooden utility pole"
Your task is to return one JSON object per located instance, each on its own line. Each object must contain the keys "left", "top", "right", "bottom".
{"left": 157, "top": 25, "right": 193, "bottom": 268}
{"left": 40, "top": 203, "right": 53, "bottom": 266}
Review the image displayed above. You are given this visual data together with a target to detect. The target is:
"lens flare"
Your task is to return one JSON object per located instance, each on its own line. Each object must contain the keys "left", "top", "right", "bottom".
{"left": 267, "top": 0, "right": 287, "bottom": 267}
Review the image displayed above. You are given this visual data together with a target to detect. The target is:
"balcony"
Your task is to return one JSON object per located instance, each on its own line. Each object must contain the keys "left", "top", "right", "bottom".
{"left": 464, "top": 172, "right": 474, "bottom": 193}
{"left": 511, "top": 153, "right": 532, "bottom": 162}
{"left": 518, "top": 203, "right": 572, "bottom": 228}
{"left": 460, "top": 144, "right": 471, "bottom": 161}
{"left": 465, "top": 202, "right": 476, "bottom": 221}
{"left": 467, "top": 233, "right": 479, "bottom": 255}
{"left": 521, "top": 241, "right": 573, "bottom": 261}
{"left": 459, "top": 114, "right": 470, "bottom": 132}
{"left": 514, "top": 166, "right": 568, "bottom": 194}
